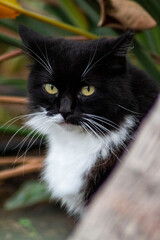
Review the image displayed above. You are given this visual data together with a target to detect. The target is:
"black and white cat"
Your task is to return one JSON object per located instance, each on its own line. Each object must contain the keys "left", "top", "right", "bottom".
{"left": 19, "top": 25, "right": 159, "bottom": 216}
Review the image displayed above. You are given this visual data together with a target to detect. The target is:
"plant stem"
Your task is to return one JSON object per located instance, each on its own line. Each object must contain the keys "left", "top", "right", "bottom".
{"left": 0, "top": 1, "right": 98, "bottom": 39}
{"left": 0, "top": 49, "right": 22, "bottom": 62}
{"left": 0, "top": 96, "right": 27, "bottom": 104}
{"left": 0, "top": 156, "right": 43, "bottom": 165}
{"left": 0, "top": 161, "right": 43, "bottom": 180}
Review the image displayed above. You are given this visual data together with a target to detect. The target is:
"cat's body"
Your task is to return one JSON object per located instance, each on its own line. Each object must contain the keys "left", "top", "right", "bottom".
{"left": 19, "top": 25, "right": 159, "bottom": 216}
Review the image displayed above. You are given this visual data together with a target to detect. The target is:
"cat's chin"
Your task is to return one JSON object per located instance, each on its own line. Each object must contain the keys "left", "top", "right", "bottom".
{"left": 57, "top": 121, "right": 83, "bottom": 132}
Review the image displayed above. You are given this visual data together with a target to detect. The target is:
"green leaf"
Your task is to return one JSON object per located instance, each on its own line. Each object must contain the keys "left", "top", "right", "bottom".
{"left": 150, "top": 27, "right": 160, "bottom": 55}
{"left": 0, "top": 77, "right": 26, "bottom": 90}
{"left": 133, "top": 40, "right": 160, "bottom": 83}
{"left": 58, "top": 0, "right": 88, "bottom": 30}
{"left": 44, "top": 4, "right": 73, "bottom": 26}
{"left": 18, "top": 218, "right": 41, "bottom": 239}
{"left": 5, "top": 181, "right": 50, "bottom": 210}
{"left": 19, "top": 218, "right": 34, "bottom": 229}
{"left": 0, "top": 33, "right": 21, "bottom": 48}
{"left": 0, "top": 19, "right": 18, "bottom": 32}
{"left": 0, "top": 123, "right": 38, "bottom": 137}
{"left": 136, "top": 28, "right": 160, "bottom": 55}
{"left": 75, "top": 0, "right": 99, "bottom": 25}
{"left": 16, "top": 15, "right": 72, "bottom": 37}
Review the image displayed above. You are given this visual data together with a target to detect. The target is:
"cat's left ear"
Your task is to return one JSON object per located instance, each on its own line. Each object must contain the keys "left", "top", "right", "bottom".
{"left": 19, "top": 24, "right": 44, "bottom": 49}
{"left": 112, "top": 31, "right": 134, "bottom": 56}
{"left": 19, "top": 24, "right": 53, "bottom": 62}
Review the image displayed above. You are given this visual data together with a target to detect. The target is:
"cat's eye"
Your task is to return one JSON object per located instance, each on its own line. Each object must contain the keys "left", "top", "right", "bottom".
{"left": 80, "top": 85, "right": 95, "bottom": 96}
{"left": 43, "top": 84, "right": 58, "bottom": 95}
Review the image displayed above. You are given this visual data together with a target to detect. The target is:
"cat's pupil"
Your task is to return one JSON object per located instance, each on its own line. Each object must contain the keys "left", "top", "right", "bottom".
{"left": 51, "top": 85, "right": 54, "bottom": 90}
{"left": 84, "top": 86, "right": 89, "bottom": 92}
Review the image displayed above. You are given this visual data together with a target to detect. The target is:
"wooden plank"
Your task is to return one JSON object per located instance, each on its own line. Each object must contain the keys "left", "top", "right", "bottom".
{"left": 67, "top": 95, "right": 160, "bottom": 240}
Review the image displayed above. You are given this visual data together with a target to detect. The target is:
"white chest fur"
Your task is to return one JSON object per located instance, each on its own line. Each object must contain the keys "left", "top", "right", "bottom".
{"left": 27, "top": 113, "right": 136, "bottom": 215}
{"left": 43, "top": 125, "right": 105, "bottom": 215}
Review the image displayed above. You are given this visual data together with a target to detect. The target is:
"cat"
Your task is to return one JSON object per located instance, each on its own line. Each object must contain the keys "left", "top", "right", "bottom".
{"left": 19, "top": 24, "right": 159, "bottom": 217}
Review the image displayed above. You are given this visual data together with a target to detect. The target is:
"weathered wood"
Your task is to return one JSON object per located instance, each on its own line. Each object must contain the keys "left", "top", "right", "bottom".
{"left": 67, "top": 95, "right": 160, "bottom": 240}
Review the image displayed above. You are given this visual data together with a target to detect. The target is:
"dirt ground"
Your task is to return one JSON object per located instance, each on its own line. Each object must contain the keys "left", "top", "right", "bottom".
{"left": 0, "top": 202, "right": 75, "bottom": 240}
{"left": 0, "top": 173, "right": 75, "bottom": 240}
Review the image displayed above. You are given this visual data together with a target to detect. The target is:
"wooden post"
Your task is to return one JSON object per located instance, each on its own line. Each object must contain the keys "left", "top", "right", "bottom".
{"left": 67, "top": 95, "right": 160, "bottom": 240}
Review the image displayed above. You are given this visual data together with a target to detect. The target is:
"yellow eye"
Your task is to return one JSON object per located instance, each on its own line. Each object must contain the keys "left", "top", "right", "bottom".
{"left": 43, "top": 84, "right": 58, "bottom": 95}
{"left": 80, "top": 85, "right": 95, "bottom": 96}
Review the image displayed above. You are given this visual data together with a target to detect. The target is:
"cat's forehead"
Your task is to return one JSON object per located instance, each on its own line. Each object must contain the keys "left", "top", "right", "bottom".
{"left": 19, "top": 25, "right": 134, "bottom": 72}
{"left": 47, "top": 38, "right": 109, "bottom": 75}
{"left": 49, "top": 38, "right": 109, "bottom": 58}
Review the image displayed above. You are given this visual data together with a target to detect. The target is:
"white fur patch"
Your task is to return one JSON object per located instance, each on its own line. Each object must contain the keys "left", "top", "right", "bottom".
{"left": 26, "top": 112, "right": 136, "bottom": 215}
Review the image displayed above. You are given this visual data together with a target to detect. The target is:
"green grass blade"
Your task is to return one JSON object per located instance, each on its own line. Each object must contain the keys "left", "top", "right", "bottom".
{"left": 5, "top": 181, "right": 50, "bottom": 210}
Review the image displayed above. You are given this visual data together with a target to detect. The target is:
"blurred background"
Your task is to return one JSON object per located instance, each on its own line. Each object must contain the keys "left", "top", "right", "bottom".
{"left": 0, "top": 0, "right": 160, "bottom": 239}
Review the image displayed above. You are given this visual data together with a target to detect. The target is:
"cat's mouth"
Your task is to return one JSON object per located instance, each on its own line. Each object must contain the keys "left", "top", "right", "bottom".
{"left": 59, "top": 118, "right": 79, "bottom": 127}
{"left": 51, "top": 113, "right": 80, "bottom": 127}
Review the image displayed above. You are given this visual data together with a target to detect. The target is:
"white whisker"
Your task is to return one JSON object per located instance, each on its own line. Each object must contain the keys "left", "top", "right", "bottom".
{"left": 3, "top": 125, "right": 26, "bottom": 155}
{"left": 83, "top": 113, "right": 119, "bottom": 129}
{"left": 81, "top": 37, "right": 100, "bottom": 78}
{"left": 82, "top": 115, "right": 132, "bottom": 154}
{"left": 17, "top": 119, "right": 48, "bottom": 161}
{"left": 44, "top": 43, "right": 53, "bottom": 75}
{"left": 34, "top": 40, "right": 53, "bottom": 75}
{"left": 0, "top": 112, "right": 43, "bottom": 132}
{"left": 82, "top": 50, "right": 112, "bottom": 79}
{"left": 23, "top": 43, "right": 53, "bottom": 76}
{"left": 14, "top": 128, "right": 37, "bottom": 164}
{"left": 81, "top": 29, "right": 102, "bottom": 79}
{"left": 38, "top": 134, "right": 46, "bottom": 156}
{"left": 116, "top": 104, "right": 143, "bottom": 116}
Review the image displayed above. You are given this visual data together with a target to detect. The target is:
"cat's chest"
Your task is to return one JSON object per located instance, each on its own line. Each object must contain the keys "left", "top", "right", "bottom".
{"left": 44, "top": 128, "right": 107, "bottom": 199}
{"left": 41, "top": 116, "right": 135, "bottom": 215}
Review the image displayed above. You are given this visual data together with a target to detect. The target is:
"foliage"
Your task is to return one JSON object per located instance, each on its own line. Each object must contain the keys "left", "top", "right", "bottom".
{"left": 0, "top": 0, "right": 160, "bottom": 209}
{"left": 5, "top": 180, "right": 50, "bottom": 210}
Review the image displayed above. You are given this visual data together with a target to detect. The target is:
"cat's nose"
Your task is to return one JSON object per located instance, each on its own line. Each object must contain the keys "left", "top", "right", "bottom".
{"left": 60, "top": 110, "right": 72, "bottom": 120}
{"left": 59, "top": 96, "right": 73, "bottom": 119}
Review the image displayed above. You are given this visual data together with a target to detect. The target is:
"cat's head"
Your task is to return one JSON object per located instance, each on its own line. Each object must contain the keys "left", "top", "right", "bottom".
{"left": 19, "top": 25, "right": 135, "bottom": 135}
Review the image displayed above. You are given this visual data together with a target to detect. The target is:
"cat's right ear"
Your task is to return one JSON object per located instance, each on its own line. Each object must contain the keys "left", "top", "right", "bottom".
{"left": 112, "top": 31, "right": 135, "bottom": 57}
